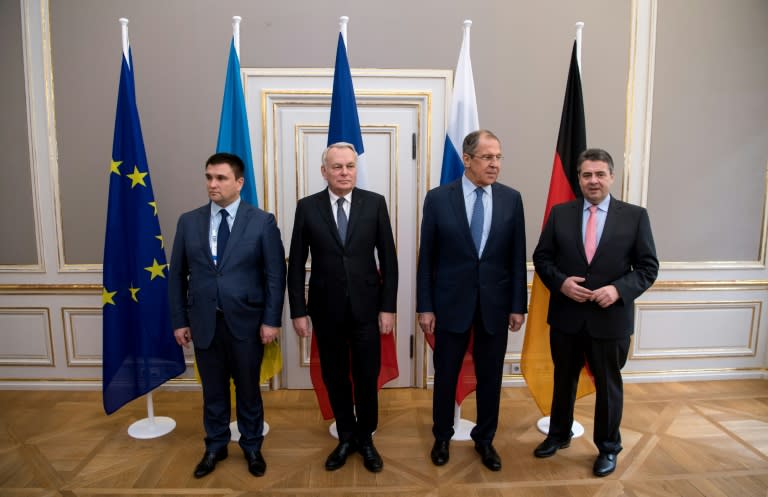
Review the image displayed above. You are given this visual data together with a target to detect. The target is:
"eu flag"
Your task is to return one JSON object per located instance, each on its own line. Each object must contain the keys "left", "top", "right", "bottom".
{"left": 102, "top": 48, "right": 185, "bottom": 415}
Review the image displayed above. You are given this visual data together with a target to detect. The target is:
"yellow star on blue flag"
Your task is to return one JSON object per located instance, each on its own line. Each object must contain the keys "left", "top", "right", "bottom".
{"left": 102, "top": 45, "right": 184, "bottom": 415}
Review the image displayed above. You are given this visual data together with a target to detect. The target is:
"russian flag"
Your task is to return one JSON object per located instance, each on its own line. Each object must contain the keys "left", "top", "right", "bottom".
{"left": 440, "top": 20, "right": 479, "bottom": 185}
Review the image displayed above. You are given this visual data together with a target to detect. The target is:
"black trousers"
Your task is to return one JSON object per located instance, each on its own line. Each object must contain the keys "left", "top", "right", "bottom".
{"left": 195, "top": 312, "right": 265, "bottom": 453}
{"left": 313, "top": 301, "right": 381, "bottom": 444}
{"left": 432, "top": 309, "right": 508, "bottom": 444}
{"left": 548, "top": 326, "right": 630, "bottom": 455}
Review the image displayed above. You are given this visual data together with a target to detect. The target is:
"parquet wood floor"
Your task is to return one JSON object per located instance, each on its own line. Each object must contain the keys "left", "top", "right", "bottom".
{"left": 1, "top": 380, "right": 767, "bottom": 496}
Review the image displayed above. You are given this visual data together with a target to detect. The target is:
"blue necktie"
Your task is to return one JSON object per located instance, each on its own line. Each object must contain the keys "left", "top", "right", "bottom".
{"left": 336, "top": 197, "right": 348, "bottom": 244}
{"left": 470, "top": 187, "right": 484, "bottom": 254}
{"left": 217, "top": 209, "right": 230, "bottom": 263}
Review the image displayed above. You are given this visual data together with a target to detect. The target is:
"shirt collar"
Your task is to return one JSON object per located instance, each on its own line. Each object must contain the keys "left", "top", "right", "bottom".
{"left": 211, "top": 197, "right": 241, "bottom": 219}
{"left": 584, "top": 194, "right": 611, "bottom": 212}
{"left": 462, "top": 174, "right": 491, "bottom": 197}
{"left": 328, "top": 188, "right": 353, "bottom": 205}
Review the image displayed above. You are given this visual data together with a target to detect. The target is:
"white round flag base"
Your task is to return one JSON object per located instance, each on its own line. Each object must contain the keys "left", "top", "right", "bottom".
{"left": 451, "top": 418, "right": 476, "bottom": 441}
{"left": 535, "top": 416, "right": 585, "bottom": 438}
{"left": 329, "top": 421, "right": 339, "bottom": 439}
{"left": 128, "top": 416, "right": 176, "bottom": 439}
{"left": 328, "top": 422, "right": 375, "bottom": 440}
{"left": 230, "top": 420, "right": 270, "bottom": 441}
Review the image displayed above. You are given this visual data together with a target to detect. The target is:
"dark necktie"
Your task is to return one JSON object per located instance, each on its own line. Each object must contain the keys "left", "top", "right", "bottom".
{"left": 470, "top": 187, "right": 484, "bottom": 254}
{"left": 217, "top": 209, "right": 230, "bottom": 263}
{"left": 336, "top": 197, "right": 348, "bottom": 244}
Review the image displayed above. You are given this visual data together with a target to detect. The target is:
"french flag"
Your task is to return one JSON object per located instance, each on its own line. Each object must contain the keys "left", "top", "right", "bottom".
{"left": 327, "top": 32, "right": 367, "bottom": 187}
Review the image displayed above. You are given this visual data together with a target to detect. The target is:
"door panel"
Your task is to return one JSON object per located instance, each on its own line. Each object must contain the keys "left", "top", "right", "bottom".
{"left": 244, "top": 69, "right": 451, "bottom": 388}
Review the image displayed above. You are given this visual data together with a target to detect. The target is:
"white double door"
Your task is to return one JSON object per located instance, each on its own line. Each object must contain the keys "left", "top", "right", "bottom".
{"left": 244, "top": 69, "right": 450, "bottom": 388}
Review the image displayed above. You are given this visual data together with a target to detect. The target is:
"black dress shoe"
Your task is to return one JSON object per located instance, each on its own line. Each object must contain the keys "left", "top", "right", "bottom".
{"left": 430, "top": 440, "right": 450, "bottom": 466}
{"left": 193, "top": 447, "right": 228, "bottom": 478}
{"left": 245, "top": 450, "right": 266, "bottom": 477}
{"left": 359, "top": 442, "right": 383, "bottom": 472}
{"left": 325, "top": 440, "right": 358, "bottom": 471}
{"left": 593, "top": 453, "right": 617, "bottom": 477}
{"left": 475, "top": 443, "right": 501, "bottom": 471}
{"left": 533, "top": 436, "right": 571, "bottom": 458}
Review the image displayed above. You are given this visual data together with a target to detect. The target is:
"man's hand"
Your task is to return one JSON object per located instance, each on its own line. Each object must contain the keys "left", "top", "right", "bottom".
{"left": 292, "top": 316, "right": 311, "bottom": 337}
{"left": 508, "top": 313, "right": 525, "bottom": 332}
{"left": 418, "top": 312, "right": 436, "bottom": 335}
{"left": 378, "top": 312, "right": 395, "bottom": 335}
{"left": 560, "top": 276, "right": 594, "bottom": 303}
{"left": 174, "top": 327, "right": 192, "bottom": 348}
{"left": 591, "top": 285, "right": 619, "bottom": 308}
{"left": 260, "top": 324, "right": 280, "bottom": 344}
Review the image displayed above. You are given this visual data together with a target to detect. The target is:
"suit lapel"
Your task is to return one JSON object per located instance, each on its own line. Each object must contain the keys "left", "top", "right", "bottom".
{"left": 483, "top": 184, "right": 503, "bottom": 256}
{"left": 591, "top": 196, "right": 620, "bottom": 264}
{"left": 319, "top": 189, "right": 344, "bottom": 247}
{"left": 449, "top": 180, "right": 477, "bottom": 256}
{"left": 571, "top": 201, "right": 588, "bottom": 263}
{"left": 219, "top": 202, "right": 251, "bottom": 268}
{"left": 346, "top": 187, "right": 364, "bottom": 245}
{"left": 197, "top": 204, "right": 216, "bottom": 269}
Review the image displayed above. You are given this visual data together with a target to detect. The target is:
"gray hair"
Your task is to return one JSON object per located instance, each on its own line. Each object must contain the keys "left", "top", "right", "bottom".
{"left": 321, "top": 142, "right": 358, "bottom": 167}
{"left": 462, "top": 129, "right": 501, "bottom": 156}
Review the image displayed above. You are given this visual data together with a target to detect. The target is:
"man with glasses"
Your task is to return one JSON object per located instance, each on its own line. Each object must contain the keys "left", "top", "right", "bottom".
{"left": 417, "top": 129, "right": 527, "bottom": 471}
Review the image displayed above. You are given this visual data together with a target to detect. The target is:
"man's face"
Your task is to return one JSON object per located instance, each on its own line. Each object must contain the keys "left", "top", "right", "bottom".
{"left": 463, "top": 135, "right": 502, "bottom": 187}
{"left": 206, "top": 162, "right": 243, "bottom": 207}
{"left": 321, "top": 146, "right": 357, "bottom": 196}
{"left": 578, "top": 159, "right": 614, "bottom": 204}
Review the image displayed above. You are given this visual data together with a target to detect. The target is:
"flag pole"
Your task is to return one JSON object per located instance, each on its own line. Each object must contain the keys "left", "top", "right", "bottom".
{"left": 119, "top": 18, "right": 129, "bottom": 66}
{"left": 449, "top": 19, "right": 478, "bottom": 443}
{"left": 232, "top": 15, "right": 241, "bottom": 57}
{"left": 328, "top": 14, "right": 350, "bottom": 440}
{"left": 534, "top": 20, "right": 588, "bottom": 440}
{"left": 118, "top": 20, "right": 175, "bottom": 441}
{"left": 222, "top": 15, "right": 271, "bottom": 442}
{"left": 575, "top": 21, "right": 584, "bottom": 70}
{"left": 339, "top": 15, "right": 349, "bottom": 46}
{"left": 116, "top": 19, "right": 175, "bottom": 439}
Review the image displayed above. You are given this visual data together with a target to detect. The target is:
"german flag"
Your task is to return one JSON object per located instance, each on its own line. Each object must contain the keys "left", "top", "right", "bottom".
{"left": 521, "top": 40, "right": 595, "bottom": 415}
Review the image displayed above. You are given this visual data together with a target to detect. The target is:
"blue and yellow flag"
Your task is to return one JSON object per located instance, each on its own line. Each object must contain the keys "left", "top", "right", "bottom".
{"left": 216, "top": 38, "right": 258, "bottom": 206}
{"left": 215, "top": 36, "right": 281, "bottom": 382}
{"left": 102, "top": 48, "right": 185, "bottom": 415}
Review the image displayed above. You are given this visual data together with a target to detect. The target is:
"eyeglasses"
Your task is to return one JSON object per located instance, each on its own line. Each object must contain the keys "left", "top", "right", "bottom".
{"left": 469, "top": 154, "right": 503, "bottom": 163}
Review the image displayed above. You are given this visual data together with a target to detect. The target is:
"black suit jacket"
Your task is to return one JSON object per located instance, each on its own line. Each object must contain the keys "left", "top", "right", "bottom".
{"left": 287, "top": 187, "right": 398, "bottom": 326}
{"left": 416, "top": 179, "right": 528, "bottom": 334}
{"left": 533, "top": 196, "right": 658, "bottom": 338}
{"left": 168, "top": 201, "right": 286, "bottom": 348}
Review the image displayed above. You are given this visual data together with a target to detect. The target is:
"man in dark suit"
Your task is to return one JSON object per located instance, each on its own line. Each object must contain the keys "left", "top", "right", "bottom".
{"left": 287, "top": 142, "right": 398, "bottom": 473}
{"left": 417, "top": 130, "right": 528, "bottom": 471}
{"left": 532, "top": 148, "right": 658, "bottom": 477}
{"left": 168, "top": 153, "right": 286, "bottom": 478}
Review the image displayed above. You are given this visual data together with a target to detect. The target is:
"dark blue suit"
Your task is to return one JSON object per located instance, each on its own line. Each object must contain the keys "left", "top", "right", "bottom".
{"left": 169, "top": 200, "right": 286, "bottom": 453}
{"left": 417, "top": 178, "right": 527, "bottom": 443}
